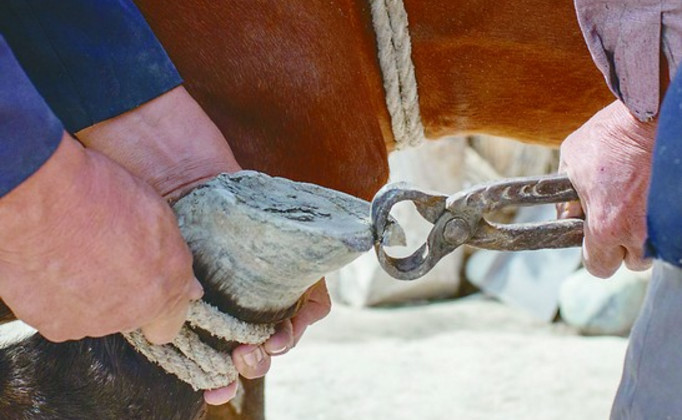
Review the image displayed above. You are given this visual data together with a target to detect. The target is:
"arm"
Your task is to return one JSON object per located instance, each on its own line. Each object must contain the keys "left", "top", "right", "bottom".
{"left": 1, "top": 0, "right": 330, "bottom": 404}
{"left": 76, "top": 83, "right": 332, "bottom": 405}
{"left": 0, "top": 37, "right": 202, "bottom": 343}
{"left": 559, "top": 1, "right": 682, "bottom": 277}
{"left": 0, "top": 0, "right": 182, "bottom": 132}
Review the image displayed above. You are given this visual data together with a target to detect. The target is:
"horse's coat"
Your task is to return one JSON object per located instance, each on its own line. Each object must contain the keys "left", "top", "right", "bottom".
{"left": 136, "top": 0, "right": 613, "bottom": 201}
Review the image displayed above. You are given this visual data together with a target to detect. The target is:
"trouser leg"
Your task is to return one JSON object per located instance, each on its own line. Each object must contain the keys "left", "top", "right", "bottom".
{"left": 611, "top": 261, "right": 682, "bottom": 420}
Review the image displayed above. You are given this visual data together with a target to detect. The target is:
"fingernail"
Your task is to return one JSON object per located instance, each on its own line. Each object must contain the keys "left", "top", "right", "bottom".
{"left": 242, "top": 347, "right": 265, "bottom": 368}
{"left": 190, "top": 277, "right": 204, "bottom": 300}
{"left": 264, "top": 334, "right": 290, "bottom": 355}
{"left": 204, "top": 381, "right": 238, "bottom": 406}
{"left": 267, "top": 342, "right": 288, "bottom": 355}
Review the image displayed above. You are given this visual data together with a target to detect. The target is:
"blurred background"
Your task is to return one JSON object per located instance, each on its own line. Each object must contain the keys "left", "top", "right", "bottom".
{"left": 265, "top": 135, "right": 649, "bottom": 420}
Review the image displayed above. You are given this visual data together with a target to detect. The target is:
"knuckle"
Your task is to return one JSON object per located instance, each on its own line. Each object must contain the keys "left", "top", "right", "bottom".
{"left": 584, "top": 259, "right": 619, "bottom": 279}
{"left": 624, "top": 256, "right": 652, "bottom": 272}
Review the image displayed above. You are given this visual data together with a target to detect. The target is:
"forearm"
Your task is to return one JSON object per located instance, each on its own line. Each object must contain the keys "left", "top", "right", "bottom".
{"left": 76, "top": 86, "right": 241, "bottom": 201}
{"left": 0, "top": 2, "right": 240, "bottom": 199}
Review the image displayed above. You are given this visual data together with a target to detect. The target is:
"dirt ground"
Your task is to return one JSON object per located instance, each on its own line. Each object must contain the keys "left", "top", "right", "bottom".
{"left": 265, "top": 296, "right": 627, "bottom": 420}
{"left": 0, "top": 295, "right": 627, "bottom": 420}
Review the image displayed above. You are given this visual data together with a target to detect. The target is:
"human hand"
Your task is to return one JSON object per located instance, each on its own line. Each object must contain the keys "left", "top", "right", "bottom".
{"left": 558, "top": 100, "right": 657, "bottom": 278}
{"left": 207, "top": 280, "right": 331, "bottom": 404}
{"left": 0, "top": 133, "right": 203, "bottom": 343}
{"left": 76, "top": 86, "right": 240, "bottom": 201}
{"left": 77, "top": 86, "right": 332, "bottom": 405}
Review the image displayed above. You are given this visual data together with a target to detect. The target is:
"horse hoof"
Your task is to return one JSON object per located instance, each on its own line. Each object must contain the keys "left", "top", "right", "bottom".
{"left": 173, "top": 171, "right": 398, "bottom": 320}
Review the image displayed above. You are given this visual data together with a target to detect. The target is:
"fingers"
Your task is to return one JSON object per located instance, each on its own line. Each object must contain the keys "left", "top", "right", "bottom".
{"left": 582, "top": 242, "right": 624, "bottom": 279}
{"left": 291, "top": 280, "right": 331, "bottom": 344}
{"left": 582, "top": 217, "right": 625, "bottom": 278}
{"left": 204, "top": 381, "right": 239, "bottom": 406}
{"left": 230, "top": 280, "right": 332, "bottom": 381}
{"left": 556, "top": 200, "right": 584, "bottom": 220}
{"left": 231, "top": 320, "right": 295, "bottom": 379}
{"left": 232, "top": 344, "right": 271, "bottom": 379}
{"left": 141, "top": 277, "right": 203, "bottom": 345}
{"left": 39, "top": 327, "right": 84, "bottom": 343}
{"left": 583, "top": 240, "right": 652, "bottom": 278}
{"left": 263, "top": 319, "right": 294, "bottom": 356}
{"left": 623, "top": 246, "right": 653, "bottom": 272}
{"left": 141, "top": 300, "right": 189, "bottom": 345}
{"left": 187, "top": 277, "right": 205, "bottom": 300}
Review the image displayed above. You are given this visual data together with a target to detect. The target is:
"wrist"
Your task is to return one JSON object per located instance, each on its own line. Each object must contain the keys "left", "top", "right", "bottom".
{"left": 609, "top": 100, "right": 657, "bottom": 153}
{"left": 0, "top": 134, "right": 85, "bottom": 248}
{"left": 76, "top": 86, "right": 241, "bottom": 200}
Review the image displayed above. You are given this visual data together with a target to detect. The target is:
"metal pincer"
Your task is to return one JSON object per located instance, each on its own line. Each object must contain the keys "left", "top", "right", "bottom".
{"left": 371, "top": 174, "right": 584, "bottom": 280}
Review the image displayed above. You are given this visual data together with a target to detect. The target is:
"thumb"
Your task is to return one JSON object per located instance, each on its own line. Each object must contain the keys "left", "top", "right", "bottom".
{"left": 140, "top": 277, "right": 202, "bottom": 344}
{"left": 141, "top": 299, "right": 189, "bottom": 345}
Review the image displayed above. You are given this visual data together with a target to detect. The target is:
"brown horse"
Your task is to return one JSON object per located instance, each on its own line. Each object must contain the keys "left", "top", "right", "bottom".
{"left": 134, "top": 2, "right": 613, "bottom": 419}
{"left": 0, "top": 1, "right": 613, "bottom": 419}
{"left": 135, "top": 0, "right": 612, "bottom": 202}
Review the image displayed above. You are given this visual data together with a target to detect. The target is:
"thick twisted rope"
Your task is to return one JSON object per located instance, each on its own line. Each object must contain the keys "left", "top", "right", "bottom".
{"left": 123, "top": 301, "right": 274, "bottom": 391}
{"left": 369, "top": 0, "right": 425, "bottom": 149}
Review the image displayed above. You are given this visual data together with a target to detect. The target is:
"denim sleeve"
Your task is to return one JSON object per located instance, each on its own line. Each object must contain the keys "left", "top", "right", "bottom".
{"left": 645, "top": 66, "right": 682, "bottom": 266}
{"left": 0, "top": 0, "right": 183, "bottom": 133}
{"left": 0, "top": 36, "right": 63, "bottom": 198}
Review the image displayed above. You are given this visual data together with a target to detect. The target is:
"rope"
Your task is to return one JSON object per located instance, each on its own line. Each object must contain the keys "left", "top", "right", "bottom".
{"left": 122, "top": 300, "right": 274, "bottom": 391}
{"left": 369, "top": 0, "right": 425, "bottom": 149}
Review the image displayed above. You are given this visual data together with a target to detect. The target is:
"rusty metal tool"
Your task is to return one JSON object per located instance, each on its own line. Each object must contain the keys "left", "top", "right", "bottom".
{"left": 371, "top": 174, "right": 584, "bottom": 280}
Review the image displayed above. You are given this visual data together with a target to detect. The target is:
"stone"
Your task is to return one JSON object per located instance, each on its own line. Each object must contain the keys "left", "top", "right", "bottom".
{"left": 559, "top": 265, "right": 650, "bottom": 336}
{"left": 465, "top": 204, "right": 583, "bottom": 322}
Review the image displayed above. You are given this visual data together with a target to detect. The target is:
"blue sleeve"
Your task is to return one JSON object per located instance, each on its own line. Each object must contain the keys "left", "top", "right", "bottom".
{"left": 0, "top": 36, "right": 63, "bottom": 198}
{"left": 0, "top": 0, "right": 182, "bottom": 133}
{"left": 645, "top": 65, "right": 682, "bottom": 266}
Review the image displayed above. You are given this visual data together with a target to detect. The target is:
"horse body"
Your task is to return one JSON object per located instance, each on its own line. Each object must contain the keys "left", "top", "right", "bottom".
{"left": 136, "top": 0, "right": 612, "bottom": 200}
{"left": 135, "top": 0, "right": 392, "bottom": 201}
{"left": 0, "top": 2, "right": 613, "bottom": 419}
{"left": 406, "top": 0, "right": 613, "bottom": 143}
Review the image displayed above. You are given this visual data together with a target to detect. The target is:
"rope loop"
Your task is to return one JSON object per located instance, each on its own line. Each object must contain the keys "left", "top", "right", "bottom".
{"left": 370, "top": 0, "right": 425, "bottom": 149}
{"left": 123, "top": 301, "right": 275, "bottom": 391}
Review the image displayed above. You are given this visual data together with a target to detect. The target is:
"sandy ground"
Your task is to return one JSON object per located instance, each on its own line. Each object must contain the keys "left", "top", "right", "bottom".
{"left": 265, "top": 296, "right": 627, "bottom": 420}
{"left": 0, "top": 295, "right": 627, "bottom": 420}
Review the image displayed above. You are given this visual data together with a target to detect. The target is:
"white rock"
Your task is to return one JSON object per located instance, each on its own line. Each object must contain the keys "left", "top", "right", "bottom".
{"left": 559, "top": 265, "right": 651, "bottom": 336}
{"left": 465, "top": 204, "right": 583, "bottom": 321}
